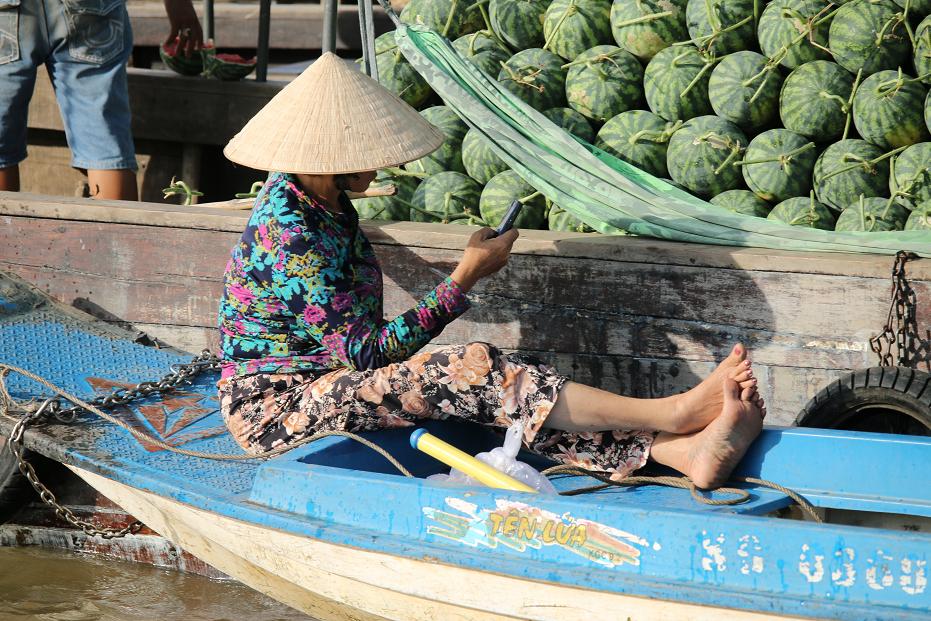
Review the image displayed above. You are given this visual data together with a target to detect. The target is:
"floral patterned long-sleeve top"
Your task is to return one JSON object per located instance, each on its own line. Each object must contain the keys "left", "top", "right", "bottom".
{"left": 218, "top": 172, "right": 471, "bottom": 379}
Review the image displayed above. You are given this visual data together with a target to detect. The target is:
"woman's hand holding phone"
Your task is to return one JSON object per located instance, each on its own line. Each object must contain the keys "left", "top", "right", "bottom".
{"left": 450, "top": 227, "right": 519, "bottom": 293}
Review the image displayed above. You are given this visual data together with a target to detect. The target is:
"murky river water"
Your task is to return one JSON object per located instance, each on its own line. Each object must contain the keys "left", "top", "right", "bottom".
{"left": 0, "top": 547, "right": 314, "bottom": 621}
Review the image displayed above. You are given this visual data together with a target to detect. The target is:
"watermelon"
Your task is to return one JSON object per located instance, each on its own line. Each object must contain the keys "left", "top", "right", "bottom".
{"left": 565, "top": 45, "right": 644, "bottom": 122}
{"left": 685, "top": 0, "right": 757, "bottom": 55}
{"left": 548, "top": 204, "right": 595, "bottom": 231}
{"left": 915, "top": 15, "right": 931, "bottom": 85}
{"left": 643, "top": 44, "right": 715, "bottom": 122}
{"left": 596, "top": 110, "right": 679, "bottom": 178}
{"left": 905, "top": 201, "right": 931, "bottom": 229}
{"left": 489, "top": 0, "right": 549, "bottom": 50}
{"left": 768, "top": 195, "right": 837, "bottom": 229}
{"left": 853, "top": 70, "right": 930, "bottom": 151}
{"left": 462, "top": 128, "right": 510, "bottom": 184}
{"left": 739, "top": 129, "right": 818, "bottom": 203}
{"left": 779, "top": 61, "right": 855, "bottom": 143}
{"left": 371, "top": 32, "right": 433, "bottom": 108}
{"left": 452, "top": 31, "right": 512, "bottom": 77}
{"left": 709, "top": 189, "right": 772, "bottom": 217}
{"left": 542, "top": 0, "right": 613, "bottom": 61}
{"left": 835, "top": 196, "right": 908, "bottom": 231}
{"left": 159, "top": 38, "right": 206, "bottom": 76}
{"left": 406, "top": 106, "right": 469, "bottom": 176}
{"left": 202, "top": 47, "right": 256, "bottom": 81}
{"left": 610, "top": 0, "right": 689, "bottom": 61}
{"left": 666, "top": 115, "right": 748, "bottom": 197}
{"left": 890, "top": 142, "right": 931, "bottom": 210}
{"left": 480, "top": 170, "right": 547, "bottom": 229}
{"left": 542, "top": 107, "right": 596, "bottom": 141}
{"left": 498, "top": 48, "right": 568, "bottom": 110}
{"left": 352, "top": 170, "right": 419, "bottom": 221}
{"left": 757, "top": 0, "right": 834, "bottom": 69}
{"left": 708, "top": 51, "right": 783, "bottom": 130}
{"left": 828, "top": 0, "right": 910, "bottom": 75}
{"left": 892, "top": 0, "right": 931, "bottom": 12}
{"left": 400, "top": 0, "right": 484, "bottom": 39}
{"left": 812, "top": 139, "right": 891, "bottom": 210}
{"left": 410, "top": 171, "right": 484, "bottom": 224}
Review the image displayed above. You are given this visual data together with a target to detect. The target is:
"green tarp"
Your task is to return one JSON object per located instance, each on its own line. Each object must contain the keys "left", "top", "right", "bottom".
{"left": 394, "top": 24, "right": 931, "bottom": 257}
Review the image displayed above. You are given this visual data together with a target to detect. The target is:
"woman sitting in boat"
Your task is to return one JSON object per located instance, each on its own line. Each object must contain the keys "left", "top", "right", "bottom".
{"left": 217, "top": 53, "right": 765, "bottom": 489}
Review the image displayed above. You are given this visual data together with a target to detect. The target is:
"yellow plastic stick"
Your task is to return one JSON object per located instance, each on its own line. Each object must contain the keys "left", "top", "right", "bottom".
{"left": 410, "top": 429, "right": 537, "bottom": 493}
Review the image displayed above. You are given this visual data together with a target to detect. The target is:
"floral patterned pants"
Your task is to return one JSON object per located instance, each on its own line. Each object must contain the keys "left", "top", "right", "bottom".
{"left": 218, "top": 343, "right": 656, "bottom": 480}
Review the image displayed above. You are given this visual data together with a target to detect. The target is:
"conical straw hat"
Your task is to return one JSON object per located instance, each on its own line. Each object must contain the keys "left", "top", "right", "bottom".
{"left": 224, "top": 52, "right": 444, "bottom": 174}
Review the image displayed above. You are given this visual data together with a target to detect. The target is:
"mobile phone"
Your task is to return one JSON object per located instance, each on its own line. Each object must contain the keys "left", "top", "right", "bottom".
{"left": 493, "top": 200, "right": 524, "bottom": 236}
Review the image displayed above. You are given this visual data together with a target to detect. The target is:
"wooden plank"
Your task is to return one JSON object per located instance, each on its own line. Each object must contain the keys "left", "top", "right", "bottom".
{"left": 127, "top": 2, "right": 393, "bottom": 50}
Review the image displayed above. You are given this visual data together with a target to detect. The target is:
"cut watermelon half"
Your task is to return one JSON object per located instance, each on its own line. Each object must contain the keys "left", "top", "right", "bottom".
{"left": 203, "top": 44, "right": 257, "bottom": 81}
{"left": 159, "top": 39, "right": 214, "bottom": 76}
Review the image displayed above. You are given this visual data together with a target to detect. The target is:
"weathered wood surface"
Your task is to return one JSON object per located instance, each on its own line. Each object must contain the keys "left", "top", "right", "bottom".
{"left": 1, "top": 193, "right": 929, "bottom": 424}
{"left": 127, "top": 2, "right": 393, "bottom": 50}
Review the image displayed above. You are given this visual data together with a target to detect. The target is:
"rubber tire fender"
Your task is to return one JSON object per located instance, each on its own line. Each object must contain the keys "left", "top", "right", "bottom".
{"left": 795, "top": 366, "right": 931, "bottom": 435}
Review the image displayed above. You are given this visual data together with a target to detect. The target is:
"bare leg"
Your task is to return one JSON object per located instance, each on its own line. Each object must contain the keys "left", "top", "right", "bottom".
{"left": 650, "top": 378, "right": 764, "bottom": 488}
{"left": 87, "top": 169, "right": 137, "bottom": 201}
{"left": 0, "top": 165, "right": 20, "bottom": 192}
{"left": 545, "top": 344, "right": 757, "bottom": 435}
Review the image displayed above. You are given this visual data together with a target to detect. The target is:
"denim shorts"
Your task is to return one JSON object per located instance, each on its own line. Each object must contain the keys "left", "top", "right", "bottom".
{"left": 0, "top": 0, "right": 136, "bottom": 170}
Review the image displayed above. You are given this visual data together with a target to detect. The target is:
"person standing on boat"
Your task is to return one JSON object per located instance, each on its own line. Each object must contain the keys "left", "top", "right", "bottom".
{"left": 217, "top": 53, "right": 765, "bottom": 489}
{"left": 0, "top": 0, "right": 202, "bottom": 200}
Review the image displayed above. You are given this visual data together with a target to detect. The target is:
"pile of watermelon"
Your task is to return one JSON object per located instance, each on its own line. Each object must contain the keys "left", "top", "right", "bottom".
{"left": 356, "top": 0, "right": 931, "bottom": 233}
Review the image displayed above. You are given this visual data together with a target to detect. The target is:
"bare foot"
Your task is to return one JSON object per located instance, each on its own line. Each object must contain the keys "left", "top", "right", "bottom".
{"left": 684, "top": 378, "right": 764, "bottom": 489}
{"left": 670, "top": 344, "right": 757, "bottom": 434}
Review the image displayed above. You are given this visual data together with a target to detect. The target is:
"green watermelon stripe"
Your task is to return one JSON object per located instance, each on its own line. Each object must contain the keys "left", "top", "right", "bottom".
{"left": 410, "top": 192, "right": 489, "bottom": 225}
{"left": 628, "top": 120, "right": 683, "bottom": 145}
{"left": 679, "top": 52, "right": 718, "bottom": 98}
{"left": 819, "top": 144, "right": 908, "bottom": 185}
{"left": 684, "top": 12, "right": 754, "bottom": 50}
{"left": 735, "top": 140, "right": 816, "bottom": 174}
{"left": 763, "top": 3, "right": 839, "bottom": 67}
{"left": 612, "top": 8, "right": 673, "bottom": 29}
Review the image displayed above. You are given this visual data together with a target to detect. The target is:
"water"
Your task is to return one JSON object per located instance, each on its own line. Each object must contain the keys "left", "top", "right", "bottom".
{"left": 0, "top": 547, "right": 314, "bottom": 621}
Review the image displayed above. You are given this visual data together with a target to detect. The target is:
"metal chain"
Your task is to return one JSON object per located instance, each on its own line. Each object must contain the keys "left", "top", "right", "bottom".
{"left": 4, "top": 350, "right": 220, "bottom": 539}
{"left": 869, "top": 251, "right": 920, "bottom": 367}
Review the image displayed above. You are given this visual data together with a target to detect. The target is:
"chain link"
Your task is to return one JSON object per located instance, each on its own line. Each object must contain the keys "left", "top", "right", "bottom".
{"left": 869, "top": 251, "right": 920, "bottom": 367}
{"left": 4, "top": 350, "right": 221, "bottom": 539}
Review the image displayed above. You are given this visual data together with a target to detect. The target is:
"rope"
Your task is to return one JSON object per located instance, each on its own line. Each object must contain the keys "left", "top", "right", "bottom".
{"left": 2, "top": 364, "right": 822, "bottom": 522}
{"left": 0, "top": 364, "right": 414, "bottom": 477}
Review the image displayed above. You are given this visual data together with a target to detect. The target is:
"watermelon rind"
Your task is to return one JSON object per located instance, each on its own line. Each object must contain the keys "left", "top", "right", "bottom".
{"left": 828, "top": 0, "right": 910, "bottom": 75}
{"left": 853, "top": 70, "right": 930, "bottom": 151}
{"left": 708, "top": 51, "right": 784, "bottom": 130}
{"left": 779, "top": 60, "right": 854, "bottom": 143}
{"left": 610, "top": 0, "right": 689, "bottom": 61}
{"left": 565, "top": 45, "right": 644, "bottom": 122}
{"left": 548, "top": 203, "right": 595, "bottom": 231}
{"left": 768, "top": 195, "right": 837, "bottom": 229}
{"left": 489, "top": 0, "right": 549, "bottom": 50}
{"left": 401, "top": 0, "right": 484, "bottom": 39}
{"left": 498, "top": 48, "right": 568, "bottom": 110}
{"left": 202, "top": 48, "right": 256, "bottom": 81}
{"left": 596, "top": 110, "right": 679, "bottom": 178}
{"left": 890, "top": 142, "right": 931, "bottom": 211}
{"left": 410, "top": 171, "right": 484, "bottom": 224}
{"left": 370, "top": 33, "right": 433, "bottom": 108}
{"left": 453, "top": 31, "right": 512, "bottom": 77}
{"left": 740, "top": 129, "right": 818, "bottom": 203}
{"left": 685, "top": 0, "right": 757, "bottom": 55}
{"left": 542, "top": 107, "right": 595, "bottom": 142}
{"left": 159, "top": 40, "right": 204, "bottom": 76}
{"left": 406, "top": 106, "right": 469, "bottom": 176}
{"left": 905, "top": 201, "right": 931, "bottom": 229}
{"left": 352, "top": 170, "right": 419, "bottom": 222}
{"left": 542, "top": 0, "right": 613, "bottom": 61}
{"left": 666, "top": 115, "right": 748, "bottom": 197}
{"left": 479, "top": 170, "right": 547, "bottom": 229}
{"left": 643, "top": 44, "right": 715, "bottom": 122}
{"left": 812, "top": 139, "right": 890, "bottom": 211}
{"left": 462, "top": 128, "right": 510, "bottom": 184}
{"left": 757, "top": 0, "right": 834, "bottom": 70}
{"left": 709, "top": 189, "right": 772, "bottom": 217}
{"left": 915, "top": 15, "right": 931, "bottom": 85}
{"left": 834, "top": 196, "right": 908, "bottom": 231}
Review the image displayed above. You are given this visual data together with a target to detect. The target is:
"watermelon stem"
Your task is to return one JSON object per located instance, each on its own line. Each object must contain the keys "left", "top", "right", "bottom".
{"left": 385, "top": 166, "right": 429, "bottom": 179}
{"left": 820, "top": 144, "right": 908, "bottom": 183}
{"left": 542, "top": 0, "right": 577, "bottom": 52}
{"left": 561, "top": 47, "right": 627, "bottom": 69}
{"left": 696, "top": 132, "right": 744, "bottom": 176}
{"left": 680, "top": 54, "right": 719, "bottom": 99}
{"left": 842, "top": 69, "right": 864, "bottom": 141}
{"left": 498, "top": 62, "right": 545, "bottom": 92}
{"left": 735, "top": 141, "right": 816, "bottom": 177}
{"left": 442, "top": 0, "right": 460, "bottom": 37}
{"left": 611, "top": 10, "right": 673, "bottom": 30}
{"left": 680, "top": 13, "right": 752, "bottom": 53}
{"left": 873, "top": 9, "right": 907, "bottom": 50}
{"left": 628, "top": 120, "right": 682, "bottom": 146}
{"left": 520, "top": 190, "right": 542, "bottom": 203}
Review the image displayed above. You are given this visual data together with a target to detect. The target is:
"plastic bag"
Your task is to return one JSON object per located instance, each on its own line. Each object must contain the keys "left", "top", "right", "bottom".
{"left": 427, "top": 422, "right": 558, "bottom": 494}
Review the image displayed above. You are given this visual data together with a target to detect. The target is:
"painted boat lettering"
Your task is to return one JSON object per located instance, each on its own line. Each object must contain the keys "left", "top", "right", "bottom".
{"left": 423, "top": 498, "right": 647, "bottom": 568}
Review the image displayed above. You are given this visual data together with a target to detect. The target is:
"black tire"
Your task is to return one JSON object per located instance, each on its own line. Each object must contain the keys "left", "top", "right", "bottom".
{"left": 0, "top": 436, "right": 31, "bottom": 523}
{"left": 796, "top": 366, "right": 931, "bottom": 436}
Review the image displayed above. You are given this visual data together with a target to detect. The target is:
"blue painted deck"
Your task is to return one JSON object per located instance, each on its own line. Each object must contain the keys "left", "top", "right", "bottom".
{"left": 1, "top": 272, "right": 930, "bottom": 620}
